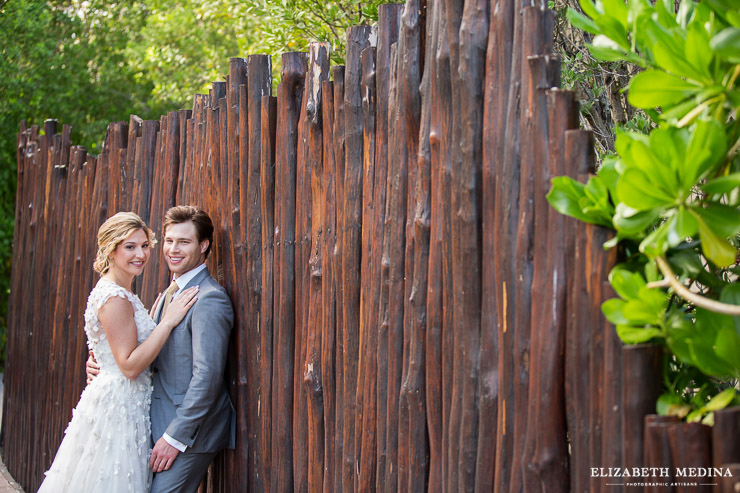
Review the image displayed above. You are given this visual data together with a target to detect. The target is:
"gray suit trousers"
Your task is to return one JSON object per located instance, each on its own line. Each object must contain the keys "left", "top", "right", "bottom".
{"left": 150, "top": 451, "right": 216, "bottom": 493}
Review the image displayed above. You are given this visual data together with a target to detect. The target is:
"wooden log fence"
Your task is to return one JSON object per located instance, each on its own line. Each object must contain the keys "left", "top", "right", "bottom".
{"left": 3, "top": 0, "right": 740, "bottom": 492}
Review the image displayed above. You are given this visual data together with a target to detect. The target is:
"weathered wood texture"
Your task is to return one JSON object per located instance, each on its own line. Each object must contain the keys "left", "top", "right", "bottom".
{"left": 6, "top": 1, "right": 730, "bottom": 492}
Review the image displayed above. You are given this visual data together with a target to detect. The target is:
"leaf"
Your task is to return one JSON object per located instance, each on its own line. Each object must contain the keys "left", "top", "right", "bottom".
{"left": 616, "top": 324, "right": 664, "bottom": 344}
{"left": 687, "top": 309, "right": 737, "bottom": 376}
{"left": 720, "top": 284, "right": 740, "bottom": 307}
{"left": 567, "top": 8, "right": 600, "bottom": 35}
{"left": 720, "top": 284, "right": 740, "bottom": 334}
{"left": 547, "top": 177, "right": 589, "bottom": 221}
{"left": 657, "top": 392, "right": 689, "bottom": 417}
{"left": 639, "top": 219, "right": 671, "bottom": 257}
{"left": 627, "top": 70, "right": 699, "bottom": 108}
{"left": 694, "top": 202, "right": 740, "bottom": 239}
{"left": 686, "top": 409, "right": 704, "bottom": 422}
{"left": 578, "top": 0, "right": 600, "bottom": 21}
{"left": 692, "top": 211, "right": 737, "bottom": 267}
{"left": 602, "top": 298, "right": 629, "bottom": 324}
{"left": 618, "top": 168, "right": 676, "bottom": 210}
{"left": 667, "top": 249, "right": 703, "bottom": 278}
{"left": 613, "top": 204, "right": 660, "bottom": 236}
{"left": 684, "top": 119, "right": 727, "bottom": 187}
{"left": 584, "top": 175, "right": 612, "bottom": 213}
{"left": 597, "top": 157, "right": 620, "bottom": 199}
{"left": 688, "top": 336, "right": 735, "bottom": 377}
{"left": 711, "top": 27, "right": 740, "bottom": 61}
{"left": 715, "top": 328, "right": 740, "bottom": 375}
{"left": 704, "top": 388, "right": 737, "bottom": 412}
{"left": 667, "top": 207, "right": 697, "bottom": 247}
{"left": 587, "top": 38, "right": 629, "bottom": 62}
{"left": 622, "top": 286, "right": 668, "bottom": 325}
{"left": 702, "top": 173, "right": 740, "bottom": 196}
{"left": 702, "top": 0, "right": 739, "bottom": 25}
{"left": 653, "top": 38, "right": 708, "bottom": 84}
{"left": 602, "top": 0, "right": 629, "bottom": 29}
{"left": 609, "top": 267, "right": 646, "bottom": 300}
{"left": 684, "top": 22, "right": 712, "bottom": 80}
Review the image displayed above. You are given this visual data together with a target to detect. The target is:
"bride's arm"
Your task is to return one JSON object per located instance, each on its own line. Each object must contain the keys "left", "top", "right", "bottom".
{"left": 98, "top": 288, "right": 198, "bottom": 380}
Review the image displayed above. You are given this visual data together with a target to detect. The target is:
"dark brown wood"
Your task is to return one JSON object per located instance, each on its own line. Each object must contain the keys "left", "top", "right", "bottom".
{"left": 396, "top": 0, "right": 424, "bottom": 490}
{"left": 331, "top": 64, "right": 346, "bottom": 493}
{"left": 489, "top": 0, "right": 523, "bottom": 489}
{"left": 372, "top": 7, "right": 403, "bottom": 493}
{"left": 304, "top": 42, "right": 330, "bottom": 493}
{"left": 383, "top": 40, "right": 405, "bottom": 492}
{"left": 260, "top": 93, "right": 278, "bottom": 493}
{"left": 320, "top": 80, "right": 338, "bottom": 493}
{"left": 564, "top": 130, "right": 599, "bottom": 493}
{"left": 668, "top": 422, "right": 713, "bottom": 493}
{"left": 231, "top": 81, "right": 249, "bottom": 493}
{"left": 644, "top": 415, "right": 681, "bottom": 493}
{"left": 357, "top": 45, "right": 378, "bottom": 493}
{"left": 244, "top": 54, "right": 271, "bottom": 493}
{"left": 424, "top": 0, "right": 447, "bottom": 490}
{"left": 293, "top": 47, "right": 311, "bottom": 493}
{"left": 516, "top": 9, "right": 558, "bottom": 493}
{"left": 7, "top": 4, "right": 691, "bottom": 491}
{"left": 271, "top": 52, "right": 306, "bottom": 493}
{"left": 720, "top": 464, "right": 740, "bottom": 493}
{"left": 449, "top": 0, "right": 488, "bottom": 489}
{"left": 713, "top": 406, "right": 740, "bottom": 492}
{"left": 621, "top": 344, "right": 663, "bottom": 488}
{"left": 342, "top": 24, "right": 372, "bottom": 493}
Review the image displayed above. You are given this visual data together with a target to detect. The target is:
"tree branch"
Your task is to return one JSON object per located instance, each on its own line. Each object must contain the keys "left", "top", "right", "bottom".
{"left": 655, "top": 256, "right": 740, "bottom": 316}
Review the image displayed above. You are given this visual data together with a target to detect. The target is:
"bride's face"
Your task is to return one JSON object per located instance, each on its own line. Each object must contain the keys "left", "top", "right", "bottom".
{"left": 108, "top": 228, "right": 151, "bottom": 278}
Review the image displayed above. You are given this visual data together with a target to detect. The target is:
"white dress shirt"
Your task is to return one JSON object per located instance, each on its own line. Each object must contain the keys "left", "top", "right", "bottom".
{"left": 162, "top": 262, "right": 207, "bottom": 452}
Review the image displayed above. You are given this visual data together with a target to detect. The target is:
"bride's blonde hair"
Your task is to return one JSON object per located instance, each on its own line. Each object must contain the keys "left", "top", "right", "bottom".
{"left": 93, "top": 212, "right": 156, "bottom": 275}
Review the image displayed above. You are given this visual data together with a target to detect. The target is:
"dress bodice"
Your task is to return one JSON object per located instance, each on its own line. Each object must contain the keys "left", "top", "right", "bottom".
{"left": 84, "top": 278, "right": 156, "bottom": 379}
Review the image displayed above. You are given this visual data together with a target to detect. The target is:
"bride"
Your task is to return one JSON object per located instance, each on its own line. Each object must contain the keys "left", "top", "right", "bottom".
{"left": 38, "top": 212, "right": 198, "bottom": 492}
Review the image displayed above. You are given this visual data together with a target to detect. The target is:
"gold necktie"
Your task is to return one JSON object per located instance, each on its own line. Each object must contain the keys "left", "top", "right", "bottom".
{"left": 161, "top": 280, "right": 179, "bottom": 317}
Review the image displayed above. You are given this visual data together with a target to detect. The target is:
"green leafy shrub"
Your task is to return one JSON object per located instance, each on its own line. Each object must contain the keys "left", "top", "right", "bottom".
{"left": 548, "top": 0, "right": 740, "bottom": 423}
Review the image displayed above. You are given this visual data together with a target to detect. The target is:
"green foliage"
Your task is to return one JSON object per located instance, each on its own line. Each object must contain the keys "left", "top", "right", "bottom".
{"left": 0, "top": 0, "right": 395, "bottom": 372}
{"left": 548, "top": 0, "right": 740, "bottom": 421}
{"left": 254, "top": 0, "right": 392, "bottom": 66}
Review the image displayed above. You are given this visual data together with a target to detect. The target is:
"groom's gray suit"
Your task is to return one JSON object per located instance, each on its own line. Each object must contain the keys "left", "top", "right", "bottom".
{"left": 150, "top": 266, "right": 235, "bottom": 493}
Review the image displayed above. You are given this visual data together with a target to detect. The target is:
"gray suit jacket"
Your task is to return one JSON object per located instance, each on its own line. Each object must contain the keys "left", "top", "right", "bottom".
{"left": 152, "top": 267, "right": 236, "bottom": 453}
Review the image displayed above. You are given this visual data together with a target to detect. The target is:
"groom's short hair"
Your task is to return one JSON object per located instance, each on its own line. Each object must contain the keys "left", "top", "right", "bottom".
{"left": 163, "top": 205, "right": 214, "bottom": 258}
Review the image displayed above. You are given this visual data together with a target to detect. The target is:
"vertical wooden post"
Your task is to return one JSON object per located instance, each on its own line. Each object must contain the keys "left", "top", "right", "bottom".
{"left": 260, "top": 92, "right": 278, "bottom": 492}
{"left": 304, "top": 41, "right": 330, "bottom": 493}
{"left": 342, "top": 24, "right": 372, "bottom": 492}
{"left": 331, "top": 64, "right": 346, "bottom": 493}
{"left": 271, "top": 51, "right": 306, "bottom": 493}
{"left": 358, "top": 45, "right": 378, "bottom": 493}
{"left": 372, "top": 7, "right": 402, "bottom": 493}
{"left": 320, "top": 79, "right": 338, "bottom": 493}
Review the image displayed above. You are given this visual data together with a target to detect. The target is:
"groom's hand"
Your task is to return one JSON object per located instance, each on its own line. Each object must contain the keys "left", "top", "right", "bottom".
{"left": 85, "top": 351, "right": 100, "bottom": 384}
{"left": 150, "top": 437, "right": 180, "bottom": 472}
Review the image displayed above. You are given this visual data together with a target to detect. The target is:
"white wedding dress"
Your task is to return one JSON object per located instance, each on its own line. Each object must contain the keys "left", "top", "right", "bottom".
{"left": 38, "top": 278, "right": 156, "bottom": 493}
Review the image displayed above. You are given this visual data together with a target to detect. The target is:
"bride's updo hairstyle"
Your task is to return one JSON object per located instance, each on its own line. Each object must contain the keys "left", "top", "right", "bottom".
{"left": 93, "top": 212, "right": 156, "bottom": 275}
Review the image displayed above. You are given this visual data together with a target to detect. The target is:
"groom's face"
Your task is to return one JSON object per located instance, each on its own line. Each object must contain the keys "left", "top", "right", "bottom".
{"left": 162, "top": 220, "right": 209, "bottom": 278}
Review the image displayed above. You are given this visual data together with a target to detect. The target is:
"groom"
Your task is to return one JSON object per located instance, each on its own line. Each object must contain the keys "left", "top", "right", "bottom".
{"left": 148, "top": 205, "right": 235, "bottom": 492}
{"left": 88, "top": 205, "right": 235, "bottom": 492}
